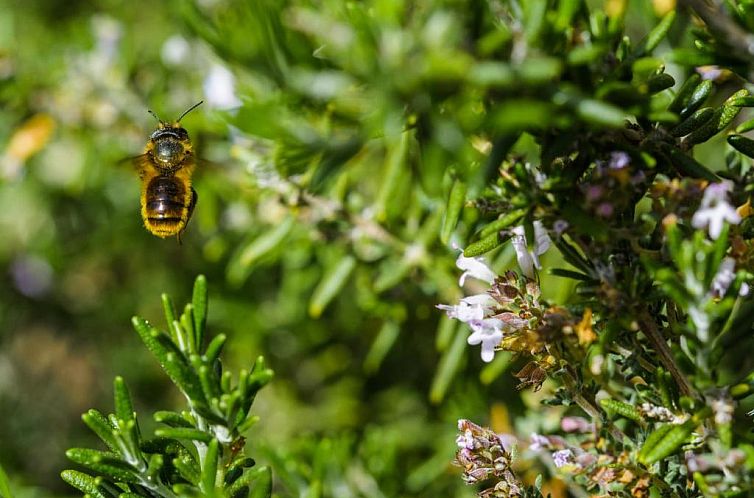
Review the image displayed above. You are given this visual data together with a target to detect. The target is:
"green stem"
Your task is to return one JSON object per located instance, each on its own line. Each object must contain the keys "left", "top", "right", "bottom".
{"left": 638, "top": 312, "right": 694, "bottom": 398}
{"left": 561, "top": 368, "right": 626, "bottom": 442}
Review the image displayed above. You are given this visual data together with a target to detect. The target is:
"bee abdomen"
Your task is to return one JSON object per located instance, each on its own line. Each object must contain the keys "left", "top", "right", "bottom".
{"left": 146, "top": 176, "right": 187, "bottom": 215}
{"left": 143, "top": 176, "right": 189, "bottom": 237}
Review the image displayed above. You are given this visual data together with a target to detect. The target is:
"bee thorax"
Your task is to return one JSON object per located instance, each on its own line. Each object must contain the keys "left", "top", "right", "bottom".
{"left": 154, "top": 138, "right": 185, "bottom": 166}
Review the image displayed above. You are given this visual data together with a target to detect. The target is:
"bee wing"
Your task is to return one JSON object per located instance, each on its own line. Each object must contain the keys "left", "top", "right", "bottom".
{"left": 117, "top": 153, "right": 153, "bottom": 178}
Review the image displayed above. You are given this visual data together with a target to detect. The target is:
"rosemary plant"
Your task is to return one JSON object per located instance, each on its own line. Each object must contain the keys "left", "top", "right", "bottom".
{"left": 61, "top": 276, "right": 273, "bottom": 498}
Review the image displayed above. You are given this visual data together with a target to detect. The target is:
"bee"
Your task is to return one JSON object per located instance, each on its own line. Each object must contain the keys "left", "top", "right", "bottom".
{"left": 133, "top": 101, "right": 203, "bottom": 242}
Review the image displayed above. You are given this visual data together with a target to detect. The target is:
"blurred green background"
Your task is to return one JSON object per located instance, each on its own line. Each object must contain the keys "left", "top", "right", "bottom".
{"left": 0, "top": 0, "right": 688, "bottom": 496}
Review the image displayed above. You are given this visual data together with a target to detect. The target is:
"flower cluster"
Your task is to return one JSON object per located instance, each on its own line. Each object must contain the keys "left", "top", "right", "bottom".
{"left": 580, "top": 151, "right": 647, "bottom": 220}
{"left": 437, "top": 244, "right": 585, "bottom": 393}
{"left": 454, "top": 419, "right": 522, "bottom": 497}
{"left": 437, "top": 231, "right": 556, "bottom": 364}
{"left": 527, "top": 433, "right": 650, "bottom": 495}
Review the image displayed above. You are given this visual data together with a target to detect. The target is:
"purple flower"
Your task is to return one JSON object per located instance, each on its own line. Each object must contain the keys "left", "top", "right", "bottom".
{"left": 553, "top": 219, "right": 569, "bottom": 236}
{"left": 552, "top": 449, "right": 573, "bottom": 468}
{"left": 528, "top": 433, "right": 550, "bottom": 451}
{"left": 609, "top": 151, "right": 630, "bottom": 169}
{"left": 596, "top": 202, "right": 614, "bottom": 218}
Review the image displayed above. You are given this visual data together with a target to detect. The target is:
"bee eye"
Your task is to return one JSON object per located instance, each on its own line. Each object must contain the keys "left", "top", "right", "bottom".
{"left": 177, "top": 128, "right": 189, "bottom": 139}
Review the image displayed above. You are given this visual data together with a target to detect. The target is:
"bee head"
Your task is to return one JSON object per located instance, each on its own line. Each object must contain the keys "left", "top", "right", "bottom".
{"left": 146, "top": 101, "right": 202, "bottom": 169}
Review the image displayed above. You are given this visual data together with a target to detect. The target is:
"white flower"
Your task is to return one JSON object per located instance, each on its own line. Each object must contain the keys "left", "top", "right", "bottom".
{"left": 162, "top": 35, "right": 190, "bottom": 66}
{"left": 707, "top": 391, "right": 735, "bottom": 425}
{"left": 437, "top": 300, "right": 482, "bottom": 323}
{"left": 455, "top": 252, "right": 496, "bottom": 286}
{"left": 511, "top": 221, "right": 551, "bottom": 279}
{"left": 688, "top": 305, "right": 710, "bottom": 342}
{"left": 436, "top": 293, "right": 496, "bottom": 322}
{"left": 467, "top": 318, "right": 503, "bottom": 362}
{"left": 691, "top": 182, "right": 741, "bottom": 240}
{"left": 456, "top": 424, "right": 475, "bottom": 450}
{"left": 203, "top": 64, "right": 242, "bottom": 109}
{"left": 711, "top": 257, "right": 736, "bottom": 297}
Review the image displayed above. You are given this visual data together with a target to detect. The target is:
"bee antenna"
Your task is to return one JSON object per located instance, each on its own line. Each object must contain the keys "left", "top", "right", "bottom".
{"left": 177, "top": 101, "right": 204, "bottom": 123}
{"left": 147, "top": 109, "right": 163, "bottom": 124}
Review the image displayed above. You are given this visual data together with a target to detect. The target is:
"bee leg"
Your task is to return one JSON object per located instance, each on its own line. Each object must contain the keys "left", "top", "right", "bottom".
{"left": 187, "top": 187, "right": 198, "bottom": 223}
{"left": 176, "top": 188, "right": 198, "bottom": 244}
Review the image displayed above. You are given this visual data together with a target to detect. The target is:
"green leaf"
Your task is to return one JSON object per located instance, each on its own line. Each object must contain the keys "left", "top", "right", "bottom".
{"left": 668, "top": 149, "right": 720, "bottom": 181}
{"left": 640, "top": 10, "right": 676, "bottom": 54}
{"left": 82, "top": 409, "right": 119, "bottom": 453}
{"left": 553, "top": 237, "right": 593, "bottom": 274}
{"left": 364, "top": 320, "right": 401, "bottom": 374}
{"left": 468, "top": 62, "right": 514, "bottom": 87}
{"left": 490, "top": 100, "right": 553, "bottom": 132}
{"left": 131, "top": 316, "right": 207, "bottom": 406}
{"left": 679, "top": 80, "right": 713, "bottom": 120}
{"left": 671, "top": 107, "right": 714, "bottom": 137}
{"left": 309, "top": 136, "right": 363, "bottom": 193}
{"left": 646, "top": 73, "right": 675, "bottom": 94}
{"left": 668, "top": 73, "right": 701, "bottom": 113}
{"left": 464, "top": 232, "right": 506, "bottom": 257}
{"left": 181, "top": 304, "right": 198, "bottom": 355}
{"left": 479, "top": 209, "right": 528, "bottom": 238}
{"left": 204, "top": 334, "right": 227, "bottom": 365}
{"left": 65, "top": 449, "right": 140, "bottom": 483}
{"left": 0, "top": 463, "right": 12, "bottom": 498}
{"left": 249, "top": 466, "right": 273, "bottom": 498}
{"left": 113, "top": 377, "right": 135, "bottom": 424}
{"left": 639, "top": 422, "right": 694, "bottom": 465}
{"left": 682, "top": 108, "right": 732, "bottom": 146}
{"left": 516, "top": 57, "right": 563, "bottom": 84}
{"left": 192, "top": 275, "right": 208, "bottom": 349}
{"left": 479, "top": 351, "right": 513, "bottom": 385}
{"left": 199, "top": 365, "right": 222, "bottom": 406}
{"left": 555, "top": 0, "right": 581, "bottom": 31}
{"left": 309, "top": 255, "right": 357, "bottom": 318}
{"left": 173, "top": 455, "right": 201, "bottom": 486}
{"left": 735, "top": 117, "right": 754, "bottom": 133}
{"left": 568, "top": 43, "right": 608, "bottom": 66}
{"left": 524, "top": 0, "right": 547, "bottom": 44}
{"left": 227, "top": 216, "right": 296, "bottom": 286}
{"left": 154, "top": 410, "right": 193, "bottom": 428}
{"left": 376, "top": 130, "right": 413, "bottom": 222}
{"left": 161, "top": 293, "right": 178, "bottom": 342}
{"left": 430, "top": 328, "right": 467, "bottom": 403}
{"left": 60, "top": 470, "right": 108, "bottom": 498}
{"left": 728, "top": 135, "right": 754, "bottom": 158}
{"left": 727, "top": 96, "right": 754, "bottom": 107}
{"left": 201, "top": 439, "right": 219, "bottom": 493}
{"left": 145, "top": 453, "right": 164, "bottom": 481}
{"left": 575, "top": 99, "right": 627, "bottom": 128}
{"left": 599, "top": 398, "right": 644, "bottom": 423}
{"left": 154, "top": 427, "right": 214, "bottom": 443}
{"left": 549, "top": 268, "right": 594, "bottom": 282}
{"left": 440, "top": 179, "right": 467, "bottom": 245}
{"left": 225, "top": 458, "right": 256, "bottom": 486}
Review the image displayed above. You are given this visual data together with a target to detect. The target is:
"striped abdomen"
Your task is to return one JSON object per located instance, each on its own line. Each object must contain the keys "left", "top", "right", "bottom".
{"left": 142, "top": 175, "right": 190, "bottom": 238}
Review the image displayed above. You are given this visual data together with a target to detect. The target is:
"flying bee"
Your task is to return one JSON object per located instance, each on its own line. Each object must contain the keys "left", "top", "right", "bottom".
{"left": 133, "top": 101, "right": 203, "bottom": 242}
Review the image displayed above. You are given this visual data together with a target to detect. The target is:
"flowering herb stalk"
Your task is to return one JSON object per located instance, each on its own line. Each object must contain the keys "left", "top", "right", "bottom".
{"left": 436, "top": 3, "right": 754, "bottom": 497}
